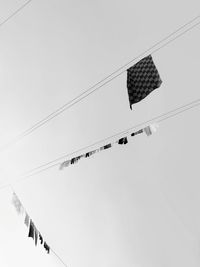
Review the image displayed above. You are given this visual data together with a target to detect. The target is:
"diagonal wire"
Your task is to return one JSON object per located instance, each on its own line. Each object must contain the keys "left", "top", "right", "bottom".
{"left": 0, "top": 97, "right": 199, "bottom": 191}
{"left": 10, "top": 185, "right": 69, "bottom": 267}
{"left": 0, "top": 0, "right": 33, "bottom": 27}
{"left": 0, "top": 14, "right": 200, "bottom": 151}
{"left": 11, "top": 97, "right": 200, "bottom": 184}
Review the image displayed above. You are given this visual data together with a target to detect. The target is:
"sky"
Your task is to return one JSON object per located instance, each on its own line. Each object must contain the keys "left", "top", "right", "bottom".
{"left": 0, "top": 0, "right": 200, "bottom": 266}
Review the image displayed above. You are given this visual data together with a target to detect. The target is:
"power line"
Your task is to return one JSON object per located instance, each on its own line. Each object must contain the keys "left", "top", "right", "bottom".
{"left": 0, "top": 97, "right": 199, "bottom": 191}
{"left": 4, "top": 100, "right": 199, "bottom": 266}
{"left": 1, "top": 14, "right": 200, "bottom": 151}
{"left": 51, "top": 249, "right": 69, "bottom": 267}
{"left": 0, "top": 0, "right": 33, "bottom": 27}
{"left": 11, "top": 97, "right": 200, "bottom": 184}
{"left": 10, "top": 185, "right": 69, "bottom": 267}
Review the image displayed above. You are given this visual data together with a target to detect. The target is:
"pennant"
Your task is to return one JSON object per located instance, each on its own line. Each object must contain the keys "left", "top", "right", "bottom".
{"left": 127, "top": 55, "right": 162, "bottom": 109}
{"left": 34, "top": 226, "right": 38, "bottom": 246}
{"left": 12, "top": 192, "right": 24, "bottom": 215}
{"left": 44, "top": 242, "right": 50, "bottom": 254}
{"left": 143, "top": 124, "right": 158, "bottom": 136}
{"left": 71, "top": 158, "right": 76, "bottom": 164}
{"left": 89, "top": 150, "right": 96, "bottom": 156}
{"left": 131, "top": 129, "right": 143, "bottom": 136}
{"left": 39, "top": 233, "right": 43, "bottom": 244}
{"left": 28, "top": 220, "right": 35, "bottom": 240}
{"left": 144, "top": 126, "right": 152, "bottom": 136}
{"left": 85, "top": 150, "right": 96, "bottom": 158}
{"left": 59, "top": 160, "right": 70, "bottom": 170}
{"left": 24, "top": 212, "right": 30, "bottom": 227}
{"left": 118, "top": 137, "right": 128, "bottom": 145}
{"left": 85, "top": 152, "right": 90, "bottom": 158}
{"left": 102, "top": 143, "right": 112, "bottom": 150}
{"left": 76, "top": 155, "right": 82, "bottom": 161}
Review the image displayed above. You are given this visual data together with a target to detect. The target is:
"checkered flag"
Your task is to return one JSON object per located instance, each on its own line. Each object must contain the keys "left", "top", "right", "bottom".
{"left": 127, "top": 55, "right": 162, "bottom": 109}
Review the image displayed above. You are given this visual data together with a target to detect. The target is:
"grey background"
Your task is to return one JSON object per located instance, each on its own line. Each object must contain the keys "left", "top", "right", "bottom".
{"left": 0, "top": 0, "right": 200, "bottom": 266}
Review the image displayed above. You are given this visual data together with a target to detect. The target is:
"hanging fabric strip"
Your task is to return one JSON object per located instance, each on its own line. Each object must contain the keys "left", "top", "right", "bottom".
{"left": 28, "top": 220, "right": 35, "bottom": 240}
{"left": 12, "top": 192, "right": 24, "bottom": 215}
{"left": 118, "top": 137, "right": 128, "bottom": 145}
{"left": 24, "top": 212, "right": 30, "bottom": 227}
{"left": 39, "top": 233, "right": 43, "bottom": 244}
{"left": 144, "top": 124, "right": 158, "bottom": 136}
{"left": 11, "top": 192, "right": 50, "bottom": 254}
{"left": 131, "top": 129, "right": 144, "bottom": 136}
{"left": 59, "top": 126, "right": 157, "bottom": 170}
{"left": 34, "top": 226, "right": 38, "bottom": 246}
{"left": 44, "top": 242, "right": 50, "bottom": 254}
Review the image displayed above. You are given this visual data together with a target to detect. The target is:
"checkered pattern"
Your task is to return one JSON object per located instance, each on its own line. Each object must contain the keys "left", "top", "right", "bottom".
{"left": 127, "top": 55, "right": 162, "bottom": 109}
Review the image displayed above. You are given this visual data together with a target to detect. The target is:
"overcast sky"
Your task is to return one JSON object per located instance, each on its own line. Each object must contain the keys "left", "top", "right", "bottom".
{"left": 0, "top": 0, "right": 200, "bottom": 266}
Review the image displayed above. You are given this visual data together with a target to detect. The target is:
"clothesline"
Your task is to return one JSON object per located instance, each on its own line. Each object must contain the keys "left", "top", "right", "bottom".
{"left": 11, "top": 185, "right": 69, "bottom": 267}
{"left": 0, "top": 96, "right": 198, "bottom": 192}
{"left": 0, "top": 14, "right": 200, "bottom": 152}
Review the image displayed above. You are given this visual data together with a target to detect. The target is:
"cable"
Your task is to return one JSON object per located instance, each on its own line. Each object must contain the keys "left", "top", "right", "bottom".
{"left": 1, "top": 14, "right": 200, "bottom": 151}
{"left": 20, "top": 97, "right": 200, "bottom": 175}
{"left": 12, "top": 97, "right": 200, "bottom": 183}
{"left": 0, "top": 0, "right": 33, "bottom": 27}
{"left": 0, "top": 96, "right": 199, "bottom": 191}
{"left": 51, "top": 249, "right": 69, "bottom": 267}
{"left": 10, "top": 185, "right": 69, "bottom": 267}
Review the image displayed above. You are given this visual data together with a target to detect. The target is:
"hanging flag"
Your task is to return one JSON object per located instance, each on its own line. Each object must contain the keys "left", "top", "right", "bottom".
{"left": 131, "top": 129, "right": 143, "bottom": 136}
{"left": 59, "top": 160, "right": 70, "bottom": 170}
{"left": 118, "top": 137, "right": 128, "bottom": 145}
{"left": 85, "top": 152, "right": 90, "bottom": 158}
{"left": 28, "top": 220, "right": 35, "bottom": 240}
{"left": 24, "top": 212, "right": 30, "bottom": 227}
{"left": 44, "top": 242, "right": 50, "bottom": 254}
{"left": 34, "top": 227, "right": 38, "bottom": 246}
{"left": 143, "top": 124, "right": 158, "bottom": 136}
{"left": 12, "top": 192, "right": 24, "bottom": 215}
{"left": 102, "top": 143, "right": 112, "bottom": 150}
{"left": 39, "top": 233, "right": 43, "bottom": 244}
{"left": 127, "top": 55, "right": 162, "bottom": 109}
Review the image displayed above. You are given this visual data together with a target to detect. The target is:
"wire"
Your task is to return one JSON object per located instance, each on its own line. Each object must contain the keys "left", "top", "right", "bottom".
{"left": 0, "top": 96, "right": 199, "bottom": 191}
{"left": 1, "top": 14, "right": 200, "bottom": 151}
{"left": 11, "top": 185, "right": 69, "bottom": 267}
{"left": 0, "top": 0, "right": 33, "bottom": 27}
{"left": 11, "top": 97, "right": 200, "bottom": 183}
{"left": 51, "top": 249, "right": 69, "bottom": 267}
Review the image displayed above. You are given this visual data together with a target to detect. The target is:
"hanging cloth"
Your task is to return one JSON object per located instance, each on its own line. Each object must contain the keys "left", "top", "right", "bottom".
{"left": 118, "top": 137, "right": 128, "bottom": 145}
{"left": 127, "top": 55, "right": 162, "bottom": 109}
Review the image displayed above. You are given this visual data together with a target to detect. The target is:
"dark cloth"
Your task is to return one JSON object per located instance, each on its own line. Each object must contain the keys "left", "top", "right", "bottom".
{"left": 71, "top": 156, "right": 80, "bottom": 164}
{"left": 44, "top": 242, "right": 50, "bottom": 254}
{"left": 118, "top": 137, "right": 128, "bottom": 145}
{"left": 34, "top": 227, "right": 38, "bottom": 246}
{"left": 127, "top": 55, "right": 162, "bottom": 109}
{"left": 103, "top": 144, "right": 112, "bottom": 150}
{"left": 39, "top": 233, "right": 43, "bottom": 244}
{"left": 131, "top": 129, "right": 143, "bottom": 136}
{"left": 71, "top": 158, "right": 75, "bottom": 164}
{"left": 28, "top": 220, "right": 35, "bottom": 240}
